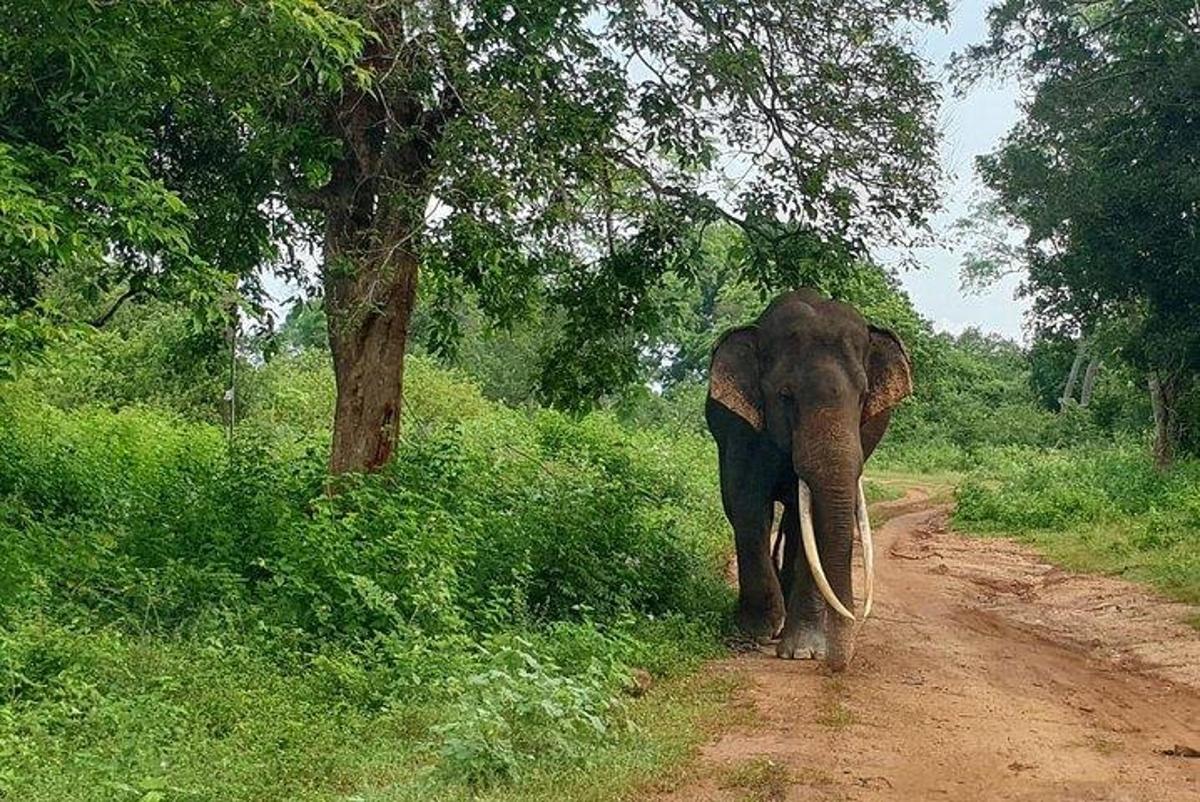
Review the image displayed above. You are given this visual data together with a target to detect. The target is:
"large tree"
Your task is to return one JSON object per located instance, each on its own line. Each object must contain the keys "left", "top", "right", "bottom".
{"left": 4, "top": 0, "right": 948, "bottom": 473}
{"left": 959, "top": 0, "right": 1200, "bottom": 465}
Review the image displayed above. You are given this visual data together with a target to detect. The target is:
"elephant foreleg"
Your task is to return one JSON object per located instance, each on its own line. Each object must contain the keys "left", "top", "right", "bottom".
{"left": 712, "top": 421, "right": 789, "bottom": 643}
{"left": 729, "top": 499, "right": 784, "bottom": 642}
{"left": 718, "top": 455, "right": 784, "bottom": 641}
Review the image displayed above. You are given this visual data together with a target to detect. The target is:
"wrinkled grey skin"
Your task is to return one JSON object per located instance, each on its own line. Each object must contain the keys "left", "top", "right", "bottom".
{"left": 705, "top": 289, "right": 912, "bottom": 671}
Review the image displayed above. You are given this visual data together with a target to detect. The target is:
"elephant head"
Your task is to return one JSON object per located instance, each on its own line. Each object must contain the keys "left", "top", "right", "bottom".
{"left": 706, "top": 289, "right": 911, "bottom": 670}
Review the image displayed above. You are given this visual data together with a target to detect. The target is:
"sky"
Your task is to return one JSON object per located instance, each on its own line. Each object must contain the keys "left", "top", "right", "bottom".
{"left": 880, "top": 0, "right": 1030, "bottom": 341}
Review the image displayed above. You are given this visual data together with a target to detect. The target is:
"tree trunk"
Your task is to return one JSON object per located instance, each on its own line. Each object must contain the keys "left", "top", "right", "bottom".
{"left": 300, "top": 30, "right": 454, "bottom": 475}
{"left": 325, "top": 237, "right": 419, "bottom": 475}
{"left": 1148, "top": 371, "right": 1181, "bottom": 471}
{"left": 1079, "top": 356, "right": 1101, "bottom": 408}
{"left": 1059, "top": 338, "right": 1086, "bottom": 410}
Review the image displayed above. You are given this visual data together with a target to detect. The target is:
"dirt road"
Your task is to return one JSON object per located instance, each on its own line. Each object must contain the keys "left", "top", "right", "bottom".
{"left": 654, "top": 486, "right": 1200, "bottom": 801}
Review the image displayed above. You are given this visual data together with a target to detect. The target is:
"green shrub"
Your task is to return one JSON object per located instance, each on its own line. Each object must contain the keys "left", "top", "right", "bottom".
{"left": 953, "top": 444, "right": 1200, "bottom": 605}
{"left": 0, "top": 350, "right": 732, "bottom": 798}
{"left": 13, "top": 303, "right": 228, "bottom": 421}
{"left": 433, "top": 637, "right": 625, "bottom": 786}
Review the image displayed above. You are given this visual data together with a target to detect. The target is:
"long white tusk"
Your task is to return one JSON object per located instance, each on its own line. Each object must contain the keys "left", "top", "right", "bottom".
{"left": 798, "top": 480, "right": 856, "bottom": 622}
{"left": 856, "top": 478, "right": 875, "bottom": 620}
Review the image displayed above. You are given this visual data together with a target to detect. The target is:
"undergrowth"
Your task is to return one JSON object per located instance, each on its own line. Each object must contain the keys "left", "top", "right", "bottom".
{"left": 954, "top": 446, "right": 1200, "bottom": 605}
{"left": 0, "top": 352, "right": 733, "bottom": 800}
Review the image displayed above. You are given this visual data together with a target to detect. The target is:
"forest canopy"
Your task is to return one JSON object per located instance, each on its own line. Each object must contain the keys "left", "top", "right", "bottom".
{"left": 1, "top": 0, "right": 949, "bottom": 472}
{"left": 956, "top": 0, "right": 1200, "bottom": 465}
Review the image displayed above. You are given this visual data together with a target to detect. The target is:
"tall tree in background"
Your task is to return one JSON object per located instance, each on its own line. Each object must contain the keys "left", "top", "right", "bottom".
{"left": 959, "top": 0, "right": 1200, "bottom": 466}
{"left": 640, "top": 225, "right": 932, "bottom": 392}
{"left": 3, "top": 0, "right": 948, "bottom": 473}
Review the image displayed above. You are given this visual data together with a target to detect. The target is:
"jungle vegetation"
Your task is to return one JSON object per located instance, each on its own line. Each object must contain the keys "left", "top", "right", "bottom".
{"left": 2, "top": 1, "right": 1197, "bottom": 799}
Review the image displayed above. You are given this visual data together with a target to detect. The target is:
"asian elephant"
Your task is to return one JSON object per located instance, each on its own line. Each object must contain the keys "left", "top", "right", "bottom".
{"left": 705, "top": 289, "right": 912, "bottom": 671}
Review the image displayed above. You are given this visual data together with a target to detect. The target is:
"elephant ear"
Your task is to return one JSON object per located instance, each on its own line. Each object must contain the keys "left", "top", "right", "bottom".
{"left": 864, "top": 325, "right": 913, "bottom": 420}
{"left": 708, "top": 326, "right": 763, "bottom": 430}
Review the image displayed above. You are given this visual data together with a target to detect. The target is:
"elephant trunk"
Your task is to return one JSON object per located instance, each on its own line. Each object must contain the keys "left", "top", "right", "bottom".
{"left": 798, "top": 471, "right": 861, "bottom": 671}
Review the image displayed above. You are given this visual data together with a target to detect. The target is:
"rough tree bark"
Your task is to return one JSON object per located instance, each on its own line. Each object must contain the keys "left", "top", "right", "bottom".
{"left": 1079, "top": 356, "right": 1101, "bottom": 408}
{"left": 1148, "top": 371, "right": 1181, "bottom": 471}
{"left": 325, "top": 238, "right": 420, "bottom": 474}
{"left": 1059, "top": 338, "right": 1086, "bottom": 410}
{"left": 298, "top": 32, "right": 457, "bottom": 475}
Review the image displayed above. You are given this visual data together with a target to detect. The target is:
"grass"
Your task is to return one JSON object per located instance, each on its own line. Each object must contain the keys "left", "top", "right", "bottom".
{"left": 0, "top": 629, "right": 737, "bottom": 801}
{"left": 815, "top": 701, "right": 856, "bottom": 730}
{"left": 862, "top": 477, "right": 905, "bottom": 503}
{"left": 980, "top": 521, "right": 1200, "bottom": 605}
{"left": 719, "top": 757, "right": 791, "bottom": 802}
{"left": 1, "top": 627, "right": 428, "bottom": 802}
{"left": 815, "top": 678, "right": 856, "bottom": 730}
{"left": 953, "top": 447, "right": 1200, "bottom": 607}
{"left": 869, "top": 468, "right": 960, "bottom": 501}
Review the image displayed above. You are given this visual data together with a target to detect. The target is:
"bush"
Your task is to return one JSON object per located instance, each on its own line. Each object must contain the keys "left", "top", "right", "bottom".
{"left": 433, "top": 637, "right": 625, "bottom": 786}
{"left": 953, "top": 444, "right": 1200, "bottom": 605}
{"left": 0, "top": 349, "right": 732, "bottom": 798}
{"left": 13, "top": 303, "right": 228, "bottom": 421}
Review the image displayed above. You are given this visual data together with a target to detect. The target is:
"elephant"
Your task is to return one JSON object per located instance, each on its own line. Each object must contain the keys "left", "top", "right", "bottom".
{"left": 705, "top": 289, "right": 912, "bottom": 671}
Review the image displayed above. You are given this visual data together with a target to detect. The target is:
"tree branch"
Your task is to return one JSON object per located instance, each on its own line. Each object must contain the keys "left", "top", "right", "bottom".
{"left": 606, "top": 146, "right": 808, "bottom": 249}
{"left": 90, "top": 286, "right": 141, "bottom": 328}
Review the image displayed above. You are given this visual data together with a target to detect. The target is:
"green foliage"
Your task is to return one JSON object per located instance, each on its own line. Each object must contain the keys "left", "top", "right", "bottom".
{"left": 433, "top": 638, "right": 624, "bottom": 786}
{"left": 638, "top": 227, "right": 764, "bottom": 389}
{"left": 407, "top": 293, "right": 557, "bottom": 409}
{"left": 955, "top": 445, "right": 1200, "bottom": 604}
{"left": 274, "top": 299, "right": 329, "bottom": 354}
{"left": 5, "top": 0, "right": 950, "bottom": 456}
{"left": 411, "top": 228, "right": 939, "bottom": 415}
{"left": 0, "top": 0, "right": 361, "bottom": 326}
{"left": 0, "top": 301, "right": 64, "bottom": 379}
{"left": 0, "top": 348, "right": 731, "bottom": 799}
{"left": 960, "top": 0, "right": 1200, "bottom": 458}
{"left": 896, "top": 329, "right": 1052, "bottom": 443}
{"left": 616, "top": 383, "right": 712, "bottom": 439}
{"left": 873, "top": 326, "right": 1150, "bottom": 472}
{"left": 1027, "top": 334, "right": 1077, "bottom": 410}
{"left": 643, "top": 228, "right": 931, "bottom": 392}
{"left": 14, "top": 301, "right": 229, "bottom": 420}
{"left": 410, "top": 0, "right": 947, "bottom": 389}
